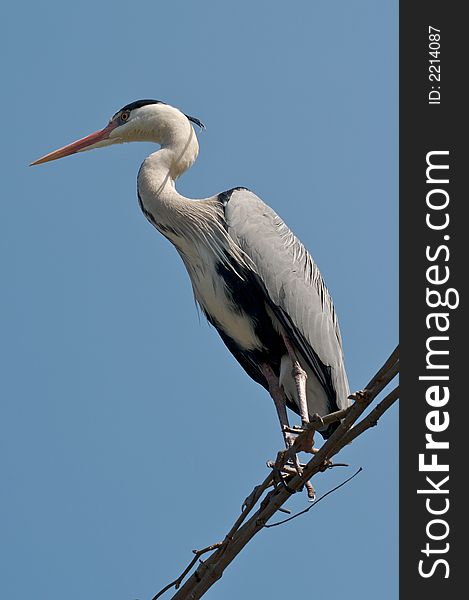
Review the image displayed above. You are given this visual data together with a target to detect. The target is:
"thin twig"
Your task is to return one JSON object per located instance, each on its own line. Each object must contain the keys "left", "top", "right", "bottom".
{"left": 264, "top": 467, "right": 363, "bottom": 528}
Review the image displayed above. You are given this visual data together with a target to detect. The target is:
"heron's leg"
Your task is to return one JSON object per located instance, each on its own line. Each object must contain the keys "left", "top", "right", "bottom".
{"left": 261, "top": 363, "right": 290, "bottom": 442}
{"left": 261, "top": 363, "right": 304, "bottom": 477}
{"left": 261, "top": 362, "right": 316, "bottom": 499}
{"left": 281, "top": 334, "right": 309, "bottom": 427}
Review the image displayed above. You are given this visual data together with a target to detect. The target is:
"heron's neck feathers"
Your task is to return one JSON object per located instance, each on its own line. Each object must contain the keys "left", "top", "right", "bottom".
{"left": 137, "top": 148, "right": 253, "bottom": 281}
{"left": 161, "top": 120, "right": 199, "bottom": 181}
{"left": 145, "top": 112, "right": 199, "bottom": 182}
{"left": 137, "top": 114, "right": 198, "bottom": 198}
{"left": 136, "top": 109, "right": 254, "bottom": 278}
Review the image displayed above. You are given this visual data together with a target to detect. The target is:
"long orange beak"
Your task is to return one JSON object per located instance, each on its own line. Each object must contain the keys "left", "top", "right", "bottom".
{"left": 30, "top": 121, "right": 119, "bottom": 166}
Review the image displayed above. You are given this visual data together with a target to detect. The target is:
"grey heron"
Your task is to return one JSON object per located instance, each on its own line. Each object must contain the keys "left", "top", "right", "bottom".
{"left": 31, "top": 99, "right": 350, "bottom": 446}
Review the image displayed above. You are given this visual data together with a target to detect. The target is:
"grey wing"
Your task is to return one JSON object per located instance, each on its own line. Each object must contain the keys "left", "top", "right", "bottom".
{"left": 223, "top": 188, "right": 350, "bottom": 410}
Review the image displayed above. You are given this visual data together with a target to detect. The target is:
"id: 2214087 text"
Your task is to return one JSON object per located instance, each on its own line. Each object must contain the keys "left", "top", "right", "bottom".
{"left": 428, "top": 26, "right": 441, "bottom": 105}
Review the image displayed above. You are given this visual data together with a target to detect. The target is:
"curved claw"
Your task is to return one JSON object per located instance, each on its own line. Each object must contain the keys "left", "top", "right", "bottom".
{"left": 283, "top": 430, "right": 298, "bottom": 449}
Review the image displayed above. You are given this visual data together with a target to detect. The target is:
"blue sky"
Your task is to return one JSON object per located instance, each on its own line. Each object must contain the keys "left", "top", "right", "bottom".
{"left": 2, "top": 1, "right": 398, "bottom": 599}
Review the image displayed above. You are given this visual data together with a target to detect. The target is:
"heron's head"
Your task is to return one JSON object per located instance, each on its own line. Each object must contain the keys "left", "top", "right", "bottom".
{"left": 31, "top": 100, "right": 205, "bottom": 166}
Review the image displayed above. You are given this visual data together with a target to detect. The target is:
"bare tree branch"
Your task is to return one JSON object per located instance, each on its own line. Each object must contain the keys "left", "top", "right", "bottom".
{"left": 151, "top": 346, "right": 399, "bottom": 600}
{"left": 151, "top": 544, "right": 223, "bottom": 600}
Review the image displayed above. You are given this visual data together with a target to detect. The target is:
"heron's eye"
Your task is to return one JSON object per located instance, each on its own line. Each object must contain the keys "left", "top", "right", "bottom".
{"left": 120, "top": 111, "right": 130, "bottom": 122}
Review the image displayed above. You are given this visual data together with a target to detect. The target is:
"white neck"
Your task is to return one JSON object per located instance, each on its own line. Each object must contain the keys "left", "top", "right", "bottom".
{"left": 139, "top": 114, "right": 199, "bottom": 192}
{"left": 135, "top": 110, "right": 205, "bottom": 244}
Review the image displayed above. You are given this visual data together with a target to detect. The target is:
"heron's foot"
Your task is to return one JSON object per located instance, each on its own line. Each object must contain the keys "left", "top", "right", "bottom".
{"left": 283, "top": 413, "right": 324, "bottom": 453}
{"left": 282, "top": 428, "right": 315, "bottom": 452}
{"left": 278, "top": 429, "right": 316, "bottom": 500}
{"left": 272, "top": 442, "right": 317, "bottom": 501}
{"left": 282, "top": 453, "right": 316, "bottom": 500}
{"left": 282, "top": 427, "right": 317, "bottom": 455}
{"left": 304, "top": 480, "right": 316, "bottom": 500}
{"left": 283, "top": 429, "right": 299, "bottom": 450}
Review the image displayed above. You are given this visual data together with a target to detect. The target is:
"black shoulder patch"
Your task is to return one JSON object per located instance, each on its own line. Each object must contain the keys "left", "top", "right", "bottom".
{"left": 217, "top": 186, "right": 250, "bottom": 207}
{"left": 119, "top": 99, "right": 164, "bottom": 113}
